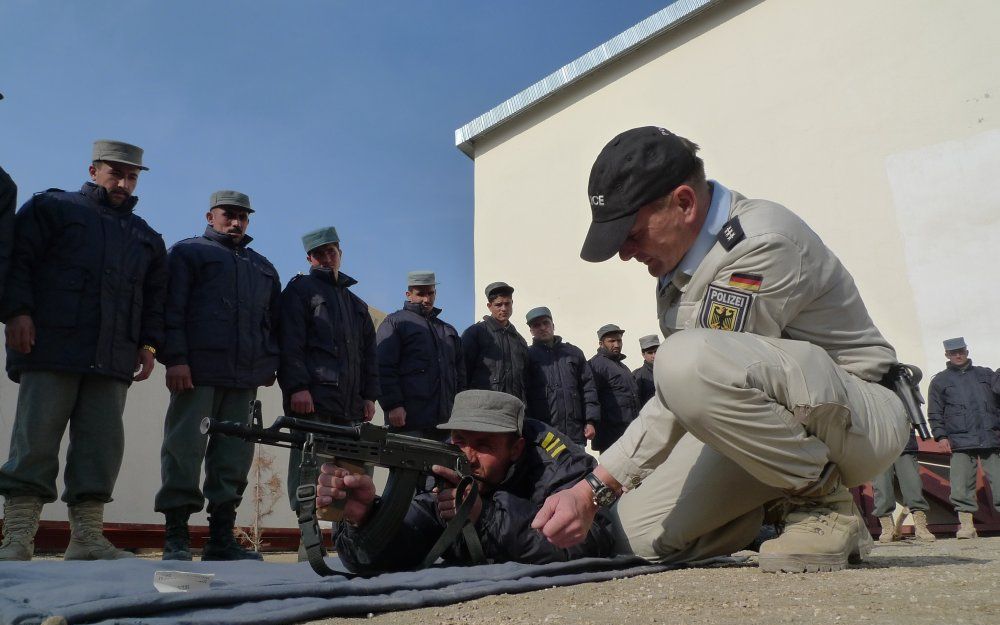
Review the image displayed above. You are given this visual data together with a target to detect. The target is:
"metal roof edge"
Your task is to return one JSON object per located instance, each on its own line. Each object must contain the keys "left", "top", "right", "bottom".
{"left": 454, "top": 0, "right": 723, "bottom": 160}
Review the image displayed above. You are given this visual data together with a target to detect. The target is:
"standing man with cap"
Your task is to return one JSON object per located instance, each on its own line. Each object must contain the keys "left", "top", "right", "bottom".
{"left": 0, "top": 92, "right": 15, "bottom": 305}
{"left": 154, "top": 190, "right": 280, "bottom": 561}
{"left": 588, "top": 324, "right": 640, "bottom": 452}
{"left": 277, "top": 226, "right": 378, "bottom": 516}
{"left": 376, "top": 271, "right": 465, "bottom": 440}
{"left": 462, "top": 282, "right": 529, "bottom": 401}
{"left": 531, "top": 126, "right": 908, "bottom": 574}
{"left": 928, "top": 337, "right": 1000, "bottom": 539}
{"left": 0, "top": 140, "right": 168, "bottom": 561}
{"left": 524, "top": 306, "right": 600, "bottom": 446}
{"left": 632, "top": 334, "right": 660, "bottom": 407}
{"left": 318, "top": 390, "right": 616, "bottom": 574}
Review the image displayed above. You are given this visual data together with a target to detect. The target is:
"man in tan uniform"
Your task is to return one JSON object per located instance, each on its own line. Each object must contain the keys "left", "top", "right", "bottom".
{"left": 531, "top": 126, "right": 909, "bottom": 573}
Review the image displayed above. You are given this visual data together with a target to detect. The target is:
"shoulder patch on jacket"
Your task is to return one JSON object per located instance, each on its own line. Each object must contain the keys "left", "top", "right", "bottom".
{"left": 538, "top": 431, "right": 568, "bottom": 459}
{"left": 717, "top": 216, "right": 745, "bottom": 251}
{"left": 699, "top": 284, "right": 752, "bottom": 332}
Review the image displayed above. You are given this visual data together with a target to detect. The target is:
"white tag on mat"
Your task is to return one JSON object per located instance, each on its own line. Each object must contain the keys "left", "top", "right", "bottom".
{"left": 153, "top": 570, "right": 214, "bottom": 593}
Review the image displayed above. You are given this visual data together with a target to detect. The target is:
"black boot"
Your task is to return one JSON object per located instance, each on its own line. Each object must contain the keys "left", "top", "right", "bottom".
{"left": 202, "top": 504, "right": 262, "bottom": 561}
{"left": 162, "top": 509, "right": 192, "bottom": 561}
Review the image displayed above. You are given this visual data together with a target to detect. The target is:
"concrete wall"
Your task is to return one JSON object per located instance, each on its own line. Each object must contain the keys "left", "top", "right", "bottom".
{"left": 468, "top": 0, "right": 1000, "bottom": 384}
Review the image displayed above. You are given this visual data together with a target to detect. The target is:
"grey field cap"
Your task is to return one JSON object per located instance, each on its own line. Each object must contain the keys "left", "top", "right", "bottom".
{"left": 210, "top": 189, "right": 254, "bottom": 213}
{"left": 943, "top": 337, "right": 967, "bottom": 351}
{"left": 92, "top": 139, "right": 148, "bottom": 171}
{"left": 525, "top": 306, "right": 552, "bottom": 324}
{"left": 597, "top": 323, "right": 624, "bottom": 339}
{"left": 302, "top": 226, "right": 340, "bottom": 253}
{"left": 407, "top": 271, "right": 437, "bottom": 286}
{"left": 485, "top": 281, "right": 514, "bottom": 298}
{"left": 437, "top": 390, "right": 524, "bottom": 434}
{"left": 638, "top": 334, "right": 661, "bottom": 351}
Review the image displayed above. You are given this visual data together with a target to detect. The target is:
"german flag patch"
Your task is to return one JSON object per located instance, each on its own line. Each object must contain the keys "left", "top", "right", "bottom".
{"left": 540, "top": 432, "right": 568, "bottom": 459}
{"left": 729, "top": 272, "right": 762, "bottom": 292}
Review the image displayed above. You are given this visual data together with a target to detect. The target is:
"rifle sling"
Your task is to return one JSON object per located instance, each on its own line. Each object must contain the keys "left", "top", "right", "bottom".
{"left": 421, "top": 476, "right": 485, "bottom": 568}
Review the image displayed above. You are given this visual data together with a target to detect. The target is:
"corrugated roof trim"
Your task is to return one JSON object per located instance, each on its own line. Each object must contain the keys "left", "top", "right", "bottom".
{"left": 455, "top": 0, "right": 723, "bottom": 158}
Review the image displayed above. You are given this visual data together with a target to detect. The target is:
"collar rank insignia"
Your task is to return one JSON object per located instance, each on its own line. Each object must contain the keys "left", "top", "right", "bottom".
{"left": 729, "top": 272, "right": 763, "bottom": 292}
{"left": 699, "top": 284, "right": 752, "bottom": 332}
{"left": 717, "top": 216, "right": 745, "bottom": 251}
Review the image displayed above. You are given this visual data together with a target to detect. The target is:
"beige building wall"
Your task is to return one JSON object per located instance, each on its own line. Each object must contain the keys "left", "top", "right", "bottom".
{"left": 469, "top": 0, "right": 1000, "bottom": 384}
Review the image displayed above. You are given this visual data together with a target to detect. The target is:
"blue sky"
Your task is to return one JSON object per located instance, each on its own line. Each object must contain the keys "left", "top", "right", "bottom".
{"left": 1, "top": 1, "right": 672, "bottom": 327}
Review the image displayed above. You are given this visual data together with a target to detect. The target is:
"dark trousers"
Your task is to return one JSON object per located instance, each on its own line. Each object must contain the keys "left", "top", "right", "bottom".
{"left": 949, "top": 449, "right": 1000, "bottom": 513}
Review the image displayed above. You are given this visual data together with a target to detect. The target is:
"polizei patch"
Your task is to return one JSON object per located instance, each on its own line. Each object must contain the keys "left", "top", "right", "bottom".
{"left": 699, "top": 284, "right": 752, "bottom": 332}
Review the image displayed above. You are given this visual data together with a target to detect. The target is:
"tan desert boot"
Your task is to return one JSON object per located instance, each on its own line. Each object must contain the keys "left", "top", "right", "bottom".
{"left": 759, "top": 484, "right": 859, "bottom": 573}
{"left": 0, "top": 496, "right": 44, "bottom": 561}
{"left": 64, "top": 501, "right": 135, "bottom": 560}
{"left": 911, "top": 510, "right": 936, "bottom": 541}
{"left": 955, "top": 511, "right": 977, "bottom": 539}
{"left": 877, "top": 515, "right": 897, "bottom": 543}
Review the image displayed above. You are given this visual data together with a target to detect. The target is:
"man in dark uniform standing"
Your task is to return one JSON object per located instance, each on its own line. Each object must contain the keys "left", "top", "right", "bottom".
{"left": 154, "top": 190, "right": 281, "bottom": 561}
{"left": 277, "top": 226, "right": 378, "bottom": 516}
{"left": 632, "top": 334, "right": 660, "bottom": 407}
{"left": 524, "top": 306, "right": 600, "bottom": 447}
{"left": 462, "top": 282, "right": 528, "bottom": 401}
{"left": 588, "top": 324, "right": 640, "bottom": 452}
{"left": 0, "top": 92, "right": 15, "bottom": 303}
{"left": 376, "top": 270, "right": 465, "bottom": 440}
{"left": 0, "top": 140, "right": 167, "bottom": 561}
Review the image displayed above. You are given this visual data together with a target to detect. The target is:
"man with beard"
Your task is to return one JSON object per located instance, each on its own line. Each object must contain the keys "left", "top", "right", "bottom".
{"left": 376, "top": 271, "right": 465, "bottom": 441}
{"left": 524, "top": 306, "right": 600, "bottom": 447}
{"left": 462, "top": 282, "right": 529, "bottom": 401}
{"left": 588, "top": 324, "right": 640, "bottom": 452}
{"left": 632, "top": 334, "right": 660, "bottom": 407}
{"left": 318, "top": 390, "right": 615, "bottom": 574}
{"left": 154, "top": 190, "right": 281, "bottom": 561}
{"left": 0, "top": 140, "right": 167, "bottom": 561}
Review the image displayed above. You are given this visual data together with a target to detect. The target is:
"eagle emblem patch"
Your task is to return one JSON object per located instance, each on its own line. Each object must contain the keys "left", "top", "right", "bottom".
{"left": 699, "top": 284, "right": 752, "bottom": 332}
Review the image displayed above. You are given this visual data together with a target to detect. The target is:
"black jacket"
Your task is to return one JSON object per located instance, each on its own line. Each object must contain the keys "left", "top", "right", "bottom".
{"left": 0, "top": 167, "right": 15, "bottom": 303}
{"left": 632, "top": 361, "right": 655, "bottom": 407}
{"left": 462, "top": 316, "right": 528, "bottom": 400}
{"left": 525, "top": 337, "right": 600, "bottom": 444}
{"left": 589, "top": 348, "right": 640, "bottom": 427}
{"left": 1, "top": 183, "right": 167, "bottom": 383}
{"left": 376, "top": 302, "right": 466, "bottom": 430}
{"left": 277, "top": 268, "right": 378, "bottom": 422}
{"left": 928, "top": 361, "right": 1000, "bottom": 451}
{"left": 158, "top": 227, "right": 280, "bottom": 388}
{"left": 334, "top": 419, "right": 615, "bottom": 574}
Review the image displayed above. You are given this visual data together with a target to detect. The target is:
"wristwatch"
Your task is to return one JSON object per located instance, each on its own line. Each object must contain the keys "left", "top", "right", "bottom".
{"left": 584, "top": 473, "right": 618, "bottom": 508}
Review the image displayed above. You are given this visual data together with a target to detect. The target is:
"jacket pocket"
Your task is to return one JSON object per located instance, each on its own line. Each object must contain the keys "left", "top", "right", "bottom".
{"left": 35, "top": 267, "right": 87, "bottom": 328}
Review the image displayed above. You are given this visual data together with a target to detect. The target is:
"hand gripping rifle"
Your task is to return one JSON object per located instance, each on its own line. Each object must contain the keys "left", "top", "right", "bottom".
{"left": 884, "top": 363, "right": 932, "bottom": 441}
{"left": 201, "top": 401, "right": 484, "bottom": 576}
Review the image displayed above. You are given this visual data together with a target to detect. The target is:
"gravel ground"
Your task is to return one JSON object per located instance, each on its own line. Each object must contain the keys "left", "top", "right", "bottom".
{"left": 303, "top": 536, "right": 1000, "bottom": 625}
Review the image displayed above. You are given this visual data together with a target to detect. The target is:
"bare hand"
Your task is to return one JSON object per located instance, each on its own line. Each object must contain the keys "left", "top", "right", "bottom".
{"left": 133, "top": 348, "right": 155, "bottom": 382}
{"left": 938, "top": 438, "right": 952, "bottom": 454}
{"left": 387, "top": 406, "right": 406, "bottom": 428}
{"left": 432, "top": 464, "right": 482, "bottom": 525}
{"left": 584, "top": 423, "right": 596, "bottom": 440}
{"left": 531, "top": 480, "right": 597, "bottom": 548}
{"left": 317, "top": 463, "right": 376, "bottom": 526}
{"left": 363, "top": 400, "right": 376, "bottom": 423}
{"left": 291, "top": 389, "right": 315, "bottom": 414}
{"left": 4, "top": 315, "right": 35, "bottom": 354}
{"left": 165, "top": 364, "right": 194, "bottom": 392}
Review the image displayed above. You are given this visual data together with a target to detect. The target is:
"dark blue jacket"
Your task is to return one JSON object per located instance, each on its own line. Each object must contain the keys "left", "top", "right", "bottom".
{"left": 525, "top": 337, "right": 600, "bottom": 444}
{"left": 158, "top": 227, "right": 280, "bottom": 388}
{"left": 277, "top": 268, "right": 378, "bottom": 422}
{"left": 928, "top": 361, "right": 1000, "bottom": 451}
{"left": 632, "top": 361, "right": 655, "bottom": 407}
{"left": 589, "top": 348, "right": 640, "bottom": 427}
{"left": 1, "top": 183, "right": 167, "bottom": 383}
{"left": 376, "top": 302, "right": 466, "bottom": 430}
{"left": 334, "top": 419, "right": 616, "bottom": 574}
{"left": 462, "top": 316, "right": 528, "bottom": 401}
{"left": 0, "top": 167, "right": 15, "bottom": 303}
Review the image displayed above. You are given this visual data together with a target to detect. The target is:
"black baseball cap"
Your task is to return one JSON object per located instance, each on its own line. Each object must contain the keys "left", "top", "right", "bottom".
{"left": 581, "top": 126, "right": 699, "bottom": 262}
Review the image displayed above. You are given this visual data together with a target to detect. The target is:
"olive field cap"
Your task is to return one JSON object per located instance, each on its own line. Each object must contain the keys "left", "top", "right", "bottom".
{"left": 437, "top": 390, "right": 524, "bottom": 435}
{"left": 581, "top": 126, "right": 699, "bottom": 262}
{"left": 210, "top": 190, "right": 254, "bottom": 213}
{"left": 407, "top": 271, "right": 437, "bottom": 287}
{"left": 597, "top": 323, "right": 624, "bottom": 339}
{"left": 943, "top": 337, "right": 967, "bottom": 351}
{"left": 484, "top": 281, "right": 514, "bottom": 299}
{"left": 638, "top": 334, "right": 661, "bottom": 351}
{"left": 525, "top": 306, "right": 552, "bottom": 324}
{"left": 92, "top": 139, "right": 148, "bottom": 171}
{"left": 302, "top": 226, "right": 340, "bottom": 253}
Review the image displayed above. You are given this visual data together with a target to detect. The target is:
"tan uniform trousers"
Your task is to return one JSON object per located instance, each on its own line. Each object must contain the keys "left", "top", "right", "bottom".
{"left": 609, "top": 329, "right": 909, "bottom": 562}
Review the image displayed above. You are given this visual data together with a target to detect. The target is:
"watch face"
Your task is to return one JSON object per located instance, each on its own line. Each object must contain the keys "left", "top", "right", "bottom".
{"left": 594, "top": 487, "right": 616, "bottom": 507}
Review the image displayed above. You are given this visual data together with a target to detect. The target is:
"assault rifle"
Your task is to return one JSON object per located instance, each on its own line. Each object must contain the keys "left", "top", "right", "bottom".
{"left": 201, "top": 401, "right": 483, "bottom": 576}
